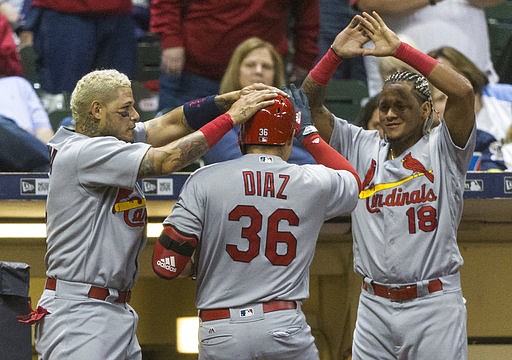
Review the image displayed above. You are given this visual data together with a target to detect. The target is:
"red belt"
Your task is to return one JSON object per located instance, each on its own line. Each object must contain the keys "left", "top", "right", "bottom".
{"left": 363, "top": 279, "right": 443, "bottom": 302}
{"left": 45, "top": 278, "right": 131, "bottom": 303}
{"left": 199, "top": 300, "right": 297, "bottom": 322}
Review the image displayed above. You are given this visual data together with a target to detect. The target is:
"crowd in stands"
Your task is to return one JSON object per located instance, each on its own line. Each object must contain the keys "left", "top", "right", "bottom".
{"left": 0, "top": 3, "right": 51, "bottom": 171}
{"left": 0, "top": 0, "right": 511, "bottom": 172}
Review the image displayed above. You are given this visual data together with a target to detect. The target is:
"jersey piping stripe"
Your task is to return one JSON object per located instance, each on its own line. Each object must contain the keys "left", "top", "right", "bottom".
{"left": 114, "top": 198, "right": 147, "bottom": 212}
{"left": 359, "top": 170, "right": 433, "bottom": 199}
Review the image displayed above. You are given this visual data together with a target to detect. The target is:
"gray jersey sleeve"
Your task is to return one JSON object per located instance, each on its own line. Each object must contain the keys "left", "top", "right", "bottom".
{"left": 133, "top": 121, "right": 147, "bottom": 143}
{"left": 75, "top": 137, "right": 150, "bottom": 189}
{"left": 163, "top": 175, "right": 204, "bottom": 239}
{"left": 437, "top": 119, "right": 476, "bottom": 174}
{"left": 300, "top": 164, "right": 359, "bottom": 220}
{"left": 329, "top": 116, "right": 382, "bottom": 167}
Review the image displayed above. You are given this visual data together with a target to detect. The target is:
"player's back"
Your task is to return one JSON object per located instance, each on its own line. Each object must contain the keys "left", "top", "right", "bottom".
{"left": 166, "top": 153, "right": 358, "bottom": 309}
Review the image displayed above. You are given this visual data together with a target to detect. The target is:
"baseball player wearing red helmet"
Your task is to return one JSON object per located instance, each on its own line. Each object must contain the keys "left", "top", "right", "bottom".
{"left": 153, "top": 91, "right": 361, "bottom": 359}
{"left": 301, "top": 12, "right": 476, "bottom": 359}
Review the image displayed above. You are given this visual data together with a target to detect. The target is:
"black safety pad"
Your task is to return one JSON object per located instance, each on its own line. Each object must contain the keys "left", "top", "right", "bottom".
{"left": 0, "top": 261, "right": 30, "bottom": 296}
{"left": 0, "top": 262, "right": 32, "bottom": 359}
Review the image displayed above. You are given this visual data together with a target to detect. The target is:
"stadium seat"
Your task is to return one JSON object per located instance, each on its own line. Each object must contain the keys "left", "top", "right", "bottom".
{"left": 19, "top": 46, "right": 39, "bottom": 85}
{"left": 486, "top": 2, "right": 512, "bottom": 83}
{"left": 136, "top": 36, "right": 161, "bottom": 82}
{"left": 325, "top": 79, "right": 369, "bottom": 123}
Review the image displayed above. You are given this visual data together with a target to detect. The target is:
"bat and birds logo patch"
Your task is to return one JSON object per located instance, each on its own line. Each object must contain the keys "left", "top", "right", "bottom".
{"left": 359, "top": 153, "right": 435, "bottom": 199}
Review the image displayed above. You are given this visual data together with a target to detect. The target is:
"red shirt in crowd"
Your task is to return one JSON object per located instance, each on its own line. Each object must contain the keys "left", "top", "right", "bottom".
{"left": 150, "top": 0, "right": 319, "bottom": 80}
{"left": 31, "top": 0, "right": 132, "bottom": 15}
{"left": 0, "top": 14, "right": 22, "bottom": 76}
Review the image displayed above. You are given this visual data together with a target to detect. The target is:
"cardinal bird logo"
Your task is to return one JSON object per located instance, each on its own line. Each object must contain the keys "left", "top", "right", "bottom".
{"left": 362, "top": 159, "right": 377, "bottom": 189}
{"left": 402, "top": 153, "right": 434, "bottom": 183}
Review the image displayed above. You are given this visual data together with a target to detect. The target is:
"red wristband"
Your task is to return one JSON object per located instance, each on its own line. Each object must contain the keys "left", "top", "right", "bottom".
{"left": 393, "top": 42, "right": 438, "bottom": 77}
{"left": 309, "top": 48, "right": 342, "bottom": 86}
{"left": 302, "top": 133, "right": 362, "bottom": 191}
{"left": 199, "top": 113, "right": 234, "bottom": 148}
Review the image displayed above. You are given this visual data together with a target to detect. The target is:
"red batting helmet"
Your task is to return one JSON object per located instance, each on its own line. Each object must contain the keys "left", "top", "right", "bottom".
{"left": 239, "top": 95, "right": 299, "bottom": 151}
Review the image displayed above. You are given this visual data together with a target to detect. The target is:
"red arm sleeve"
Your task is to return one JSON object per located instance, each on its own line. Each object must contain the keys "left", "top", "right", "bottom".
{"left": 152, "top": 225, "right": 198, "bottom": 279}
{"left": 302, "top": 133, "right": 362, "bottom": 191}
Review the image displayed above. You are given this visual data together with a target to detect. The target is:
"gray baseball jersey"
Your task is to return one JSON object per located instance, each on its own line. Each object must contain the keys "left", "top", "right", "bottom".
{"left": 329, "top": 117, "right": 476, "bottom": 360}
{"left": 330, "top": 118, "right": 475, "bottom": 284}
{"left": 164, "top": 154, "right": 359, "bottom": 309}
{"left": 35, "top": 123, "right": 150, "bottom": 360}
{"left": 45, "top": 123, "right": 150, "bottom": 290}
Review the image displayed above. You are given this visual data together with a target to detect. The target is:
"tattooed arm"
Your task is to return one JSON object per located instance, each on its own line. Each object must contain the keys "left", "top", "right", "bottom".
{"left": 301, "top": 16, "right": 368, "bottom": 143}
{"left": 301, "top": 76, "right": 335, "bottom": 143}
{"left": 138, "top": 88, "right": 279, "bottom": 177}
{"left": 143, "top": 107, "right": 192, "bottom": 148}
{"left": 138, "top": 132, "right": 208, "bottom": 178}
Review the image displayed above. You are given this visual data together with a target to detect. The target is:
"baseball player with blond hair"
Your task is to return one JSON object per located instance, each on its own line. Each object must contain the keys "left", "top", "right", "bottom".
{"left": 301, "top": 12, "right": 476, "bottom": 359}
{"left": 21, "top": 68, "right": 285, "bottom": 360}
{"left": 153, "top": 89, "right": 361, "bottom": 359}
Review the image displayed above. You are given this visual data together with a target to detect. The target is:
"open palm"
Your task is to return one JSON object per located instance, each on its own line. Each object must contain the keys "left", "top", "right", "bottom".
{"left": 356, "top": 11, "right": 401, "bottom": 58}
{"left": 332, "top": 16, "right": 370, "bottom": 58}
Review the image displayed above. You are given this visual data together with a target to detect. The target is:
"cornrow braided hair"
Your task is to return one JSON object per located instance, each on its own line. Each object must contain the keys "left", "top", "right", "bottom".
{"left": 384, "top": 70, "right": 435, "bottom": 135}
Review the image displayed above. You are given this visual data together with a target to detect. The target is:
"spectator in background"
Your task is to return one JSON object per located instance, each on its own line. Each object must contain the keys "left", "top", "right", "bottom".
{"left": 0, "top": 12, "right": 51, "bottom": 171}
{"left": 428, "top": 46, "right": 512, "bottom": 171}
{"left": 131, "top": 0, "right": 149, "bottom": 41}
{"left": 317, "top": 0, "right": 366, "bottom": 83}
{"left": 351, "top": 0, "right": 503, "bottom": 96}
{"left": 503, "top": 125, "right": 512, "bottom": 170}
{"left": 2, "top": 0, "right": 34, "bottom": 48}
{"left": 0, "top": 11, "right": 21, "bottom": 75}
{"left": 24, "top": 0, "right": 137, "bottom": 94}
{"left": 0, "top": 0, "right": 21, "bottom": 29}
{"left": 150, "top": 0, "right": 319, "bottom": 112}
{"left": 204, "top": 37, "right": 315, "bottom": 165}
{"left": 0, "top": 75, "right": 53, "bottom": 143}
{"left": 354, "top": 92, "right": 383, "bottom": 138}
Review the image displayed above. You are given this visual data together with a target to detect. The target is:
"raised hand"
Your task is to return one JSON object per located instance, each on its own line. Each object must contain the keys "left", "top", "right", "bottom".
{"left": 283, "top": 84, "right": 318, "bottom": 142}
{"left": 226, "top": 88, "right": 279, "bottom": 126}
{"left": 161, "top": 47, "right": 185, "bottom": 75}
{"left": 331, "top": 16, "right": 370, "bottom": 59}
{"left": 239, "top": 83, "right": 288, "bottom": 98}
{"left": 218, "top": 83, "right": 288, "bottom": 111}
{"left": 356, "top": 11, "right": 401, "bottom": 58}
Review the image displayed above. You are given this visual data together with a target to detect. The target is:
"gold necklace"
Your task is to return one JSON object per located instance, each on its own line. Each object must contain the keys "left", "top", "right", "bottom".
{"left": 389, "top": 148, "right": 395, "bottom": 160}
